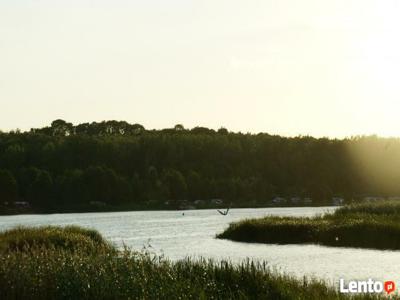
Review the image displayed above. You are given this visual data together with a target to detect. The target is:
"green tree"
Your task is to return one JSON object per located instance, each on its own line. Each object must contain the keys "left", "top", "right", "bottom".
{"left": 163, "top": 169, "right": 187, "bottom": 202}
{"left": 2, "top": 144, "right": 25, "bottom": 169}
{"left": 51, "top": 119, "right": 73, "bottom": 136}
{"left": 187, "top": 171, "right": 202, "bottom": 200}
{"left": 174, "top": 124, "right": 185, "bottom": 131}
{"left": 82, "top": 166, "right": 131, "bottom": 205}
{"left": 0, "top": 170, "right": 18, "bottom": 202}
{"left": 28, "top": 170, "right": 54, "bottom": 209}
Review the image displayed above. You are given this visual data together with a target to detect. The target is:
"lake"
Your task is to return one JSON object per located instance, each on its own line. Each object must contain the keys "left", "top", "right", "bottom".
{"left": 1, "top": 206, "right": 399, "bottom": 286}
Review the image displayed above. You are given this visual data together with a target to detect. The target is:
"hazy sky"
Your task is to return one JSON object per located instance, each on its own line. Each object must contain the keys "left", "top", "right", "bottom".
{"left": 1, "top": 0, "right": 400, "bottom": 137}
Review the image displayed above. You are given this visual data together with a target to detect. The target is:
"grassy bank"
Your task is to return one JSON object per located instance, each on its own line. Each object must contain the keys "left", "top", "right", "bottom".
{"left": 0, "top": 226, "right": 386, "bottom": 299}
{"left": 217, "top": 201, "right": 400, "bottom": 250}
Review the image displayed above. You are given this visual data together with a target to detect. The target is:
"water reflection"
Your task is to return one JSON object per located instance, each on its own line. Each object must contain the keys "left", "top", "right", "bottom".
{"left": 1, "top": 207, "right": 399, "bottom": 285}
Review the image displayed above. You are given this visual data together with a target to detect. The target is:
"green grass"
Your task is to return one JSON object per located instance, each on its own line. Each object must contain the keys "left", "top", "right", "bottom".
{"left": 217, "top": 201, "right": 400, "bottom": 250}
{"left": 0, "top": 226, "right": 389, "bottom": 299}
{"left": 0, "top": 225, "right": 114, "bottom": 254}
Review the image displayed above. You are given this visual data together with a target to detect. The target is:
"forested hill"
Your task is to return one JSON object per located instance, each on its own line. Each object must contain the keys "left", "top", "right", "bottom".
{"left": 1, "top": 119, "right": 400, "bottom": 213}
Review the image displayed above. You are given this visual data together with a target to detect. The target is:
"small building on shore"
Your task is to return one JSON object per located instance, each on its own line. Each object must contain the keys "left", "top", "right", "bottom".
{"left": 13, "top": 201, "right": 30, "bottom": 208}
{"left": 290, "top": 197, "right": 301, "bottom": 205}
{"left": 210, "top": 199, "right": 223, "bottom": 205}
{"left": 303, "top": 197, "right": 313, "bottom": 205}
{"left": 89, "top": 201, "right": 106, "bottom": 207}
{"left": 272, "top": 197, "right": 287, "bottom": 205}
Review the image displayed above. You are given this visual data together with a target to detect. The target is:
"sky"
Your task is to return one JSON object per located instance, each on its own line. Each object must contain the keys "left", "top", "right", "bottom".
{"left": 1, "top": 0, "right": 400, "bottom": 137}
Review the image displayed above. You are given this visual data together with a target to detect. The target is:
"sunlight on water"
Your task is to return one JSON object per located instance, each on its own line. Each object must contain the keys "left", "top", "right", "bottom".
{"left": 1, "top": 207, "right": 399, "bottom": 286}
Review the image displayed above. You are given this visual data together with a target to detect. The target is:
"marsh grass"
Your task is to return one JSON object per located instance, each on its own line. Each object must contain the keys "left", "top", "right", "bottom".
{"left": 217, "top": 201, "right": 400, "bottom": 250}
{"left": 0, "top": 226, "right": 114, "bottom": 254}
{"left": 0, "top": 226, "right": 387, "bottom": 299}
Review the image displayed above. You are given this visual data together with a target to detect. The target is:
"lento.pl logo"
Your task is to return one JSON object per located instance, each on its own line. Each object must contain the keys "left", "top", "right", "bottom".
{"left": 339, "top": 279, "right": 396, "bottom": 294}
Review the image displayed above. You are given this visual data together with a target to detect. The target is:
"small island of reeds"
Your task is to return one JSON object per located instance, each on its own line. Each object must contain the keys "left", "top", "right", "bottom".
{"left": 217, "top": 200, "right": 400, "bottom": 250}
{"left": 0, "top": 225, "right": 388, "bottom": 299}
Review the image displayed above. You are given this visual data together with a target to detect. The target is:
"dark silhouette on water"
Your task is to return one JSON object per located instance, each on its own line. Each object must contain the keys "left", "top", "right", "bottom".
{"left": 217, "top": 205, "right": 230, "bottom": 216}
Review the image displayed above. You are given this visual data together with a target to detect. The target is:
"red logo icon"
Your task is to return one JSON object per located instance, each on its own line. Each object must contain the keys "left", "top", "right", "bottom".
{"left": 384, "top": 281, "right": 395, "bottom": 294}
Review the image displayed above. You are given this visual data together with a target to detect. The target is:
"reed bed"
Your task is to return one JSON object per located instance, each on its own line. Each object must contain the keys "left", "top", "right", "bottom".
{"left": 0, "top": 226, "right": 386, "bottom": 299}
{"left": 217, "top": 201, "right": 400, "bottom": 250}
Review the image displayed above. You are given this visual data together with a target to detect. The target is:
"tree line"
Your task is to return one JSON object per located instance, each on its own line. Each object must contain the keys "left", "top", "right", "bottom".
{"left": 0, "top": 119, "right": 399, "bottom": 212}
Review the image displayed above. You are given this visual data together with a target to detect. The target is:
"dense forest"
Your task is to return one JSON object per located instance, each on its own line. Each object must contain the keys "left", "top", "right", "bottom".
{"left": 1, "top": 119, "right": 400, "bottom": 213}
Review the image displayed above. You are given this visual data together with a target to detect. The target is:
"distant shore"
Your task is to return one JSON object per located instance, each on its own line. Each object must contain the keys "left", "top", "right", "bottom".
{"left": 1, "top": 120, "right": 397, "bottom": 221}
{"left": 0, "top": 202, "right": 335, "bottom": 216}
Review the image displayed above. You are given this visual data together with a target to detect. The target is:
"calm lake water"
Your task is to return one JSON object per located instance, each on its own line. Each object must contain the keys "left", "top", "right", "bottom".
{"left": 1, "top": 207, "right": 399, "bottom": 286}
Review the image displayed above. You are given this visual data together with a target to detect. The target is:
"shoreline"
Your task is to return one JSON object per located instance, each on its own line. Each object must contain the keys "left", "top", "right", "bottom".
{"left": 0, "top": 204, "right": 337, "bottom": 217}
